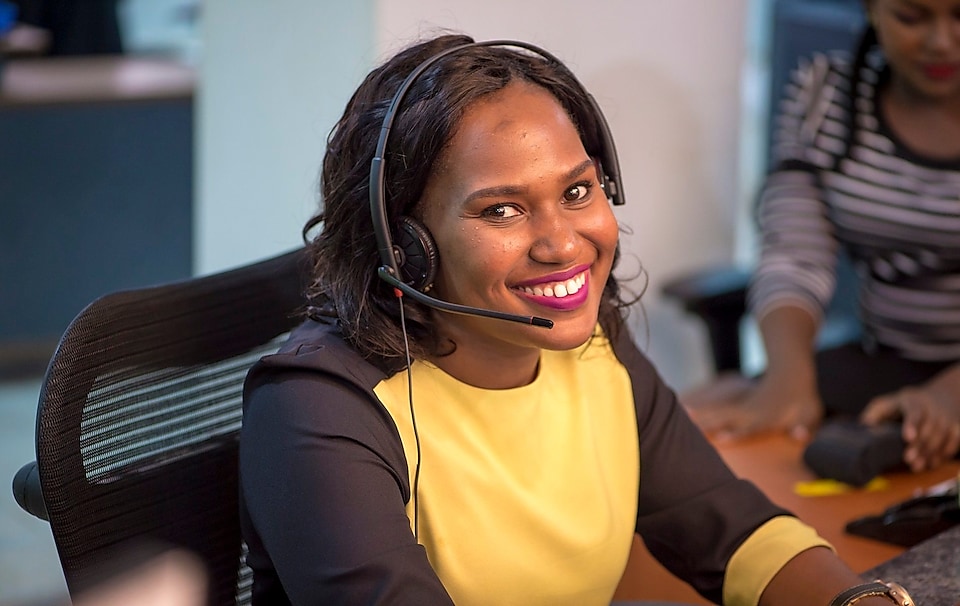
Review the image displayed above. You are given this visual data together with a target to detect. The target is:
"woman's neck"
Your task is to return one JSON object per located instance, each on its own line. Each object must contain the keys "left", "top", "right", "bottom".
{"left": 427, "top": 339, "right": 541, "bottom": 390}
{"left": 881, "top": 74, "right": 960, "bottom": 160}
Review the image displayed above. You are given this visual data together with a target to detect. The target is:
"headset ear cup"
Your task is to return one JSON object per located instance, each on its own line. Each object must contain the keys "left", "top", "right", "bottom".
{"left": 394, "top": 216, "right": 439, "bottom": 291}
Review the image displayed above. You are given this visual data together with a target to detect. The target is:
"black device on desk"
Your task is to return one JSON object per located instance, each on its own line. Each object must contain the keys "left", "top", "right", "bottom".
{"left": 846, "top": 483, "right": 960, "bottom": 548}
{"left": 803, "top": 420, "right": 906, "bottom": 487}
{"left": 803, "top": 420, "right": 960, "bottom": 547}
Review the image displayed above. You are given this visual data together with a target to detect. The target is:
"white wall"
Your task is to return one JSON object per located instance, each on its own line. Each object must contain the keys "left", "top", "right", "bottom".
{"left": 376, "top": 1, "right": 750, "bottom": 389}
{"left": 197, "top": 0, "right": 751, "bottom": 390}
{"left": 196, "top": 0, "right": 375, "bottom": 274}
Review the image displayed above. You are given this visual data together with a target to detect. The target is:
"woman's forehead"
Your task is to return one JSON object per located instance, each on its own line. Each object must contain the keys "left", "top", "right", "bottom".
{"left": 419, "top": 82, "right": 589, "bottom": 210}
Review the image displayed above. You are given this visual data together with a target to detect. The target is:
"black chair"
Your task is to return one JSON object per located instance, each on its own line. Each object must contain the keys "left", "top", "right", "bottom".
{"left": 11, "top": 248, "right": 310, "bottom": 606}
{"left": 661, "top": 255, "right": 861, "bottom": 374}
{"left": 661, "top": 265, "right": 753, "bottom": 374}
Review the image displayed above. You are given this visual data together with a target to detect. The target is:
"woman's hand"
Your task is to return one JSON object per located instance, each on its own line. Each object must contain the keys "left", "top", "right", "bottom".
{"left": 682, "top": 305, "right": 825, "bottom": 441}
{"left": 860, "top": 374, "right": 960, "bottom": 472}
{"left": 682, "top": 371, "right": 824, "bottom": 441}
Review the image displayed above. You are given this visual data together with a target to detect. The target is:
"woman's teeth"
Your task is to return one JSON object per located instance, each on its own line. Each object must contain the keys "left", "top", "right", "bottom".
{"left": 520, "top": 272, "right": 586, "bottom": 298}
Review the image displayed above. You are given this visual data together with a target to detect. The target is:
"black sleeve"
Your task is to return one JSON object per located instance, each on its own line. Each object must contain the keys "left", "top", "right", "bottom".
{"left": 614, "top": 330, "right": 792, "bottom": 604}
{"left": 239, "top": 367, "right": 454, "bottom": 605}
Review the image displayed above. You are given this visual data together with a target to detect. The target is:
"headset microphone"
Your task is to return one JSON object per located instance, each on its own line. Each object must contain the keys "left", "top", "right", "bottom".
{"left": 378, "top": 267, "right": 554, "bottom": 328}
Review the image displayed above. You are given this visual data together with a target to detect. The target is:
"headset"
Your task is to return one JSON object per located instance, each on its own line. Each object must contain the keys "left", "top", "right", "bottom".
{"left": 369, "top": 39, "right": 626, "bottom": 330}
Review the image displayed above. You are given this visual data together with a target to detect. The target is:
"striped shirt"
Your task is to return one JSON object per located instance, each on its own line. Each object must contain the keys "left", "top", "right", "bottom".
{"left": 749, "top": 52, "right": 960, "bottom": 361}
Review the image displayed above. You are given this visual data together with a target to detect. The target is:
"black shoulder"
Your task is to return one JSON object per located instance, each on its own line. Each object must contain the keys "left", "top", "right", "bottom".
{"left": 245, "top": 318, "right": 389, "bottom": 394}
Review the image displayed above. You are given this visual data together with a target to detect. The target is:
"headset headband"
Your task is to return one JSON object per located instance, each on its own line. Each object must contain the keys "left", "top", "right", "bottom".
{"left": 368, "top": 39, "right": 625, "bottom": 281}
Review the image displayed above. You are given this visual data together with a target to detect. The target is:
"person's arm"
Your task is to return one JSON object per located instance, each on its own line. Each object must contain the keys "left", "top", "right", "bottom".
{"left": 760, "top": 546, "right": 904, "bottom": 606}
{"left": 615, "top": 329, "right": 803, "bottom": 603}
{"left": 861, "top": 361, "right": 960, "bottom": 471}
{"left": 757, "top": 304, "right": 818, "bottom": 387}
{"left": 614, "top": 328, "right": 905, "bottom": 605}
{"left": 684, "top": 304, "right": 825, "bottom": 439}
{"left": 750, "top": 304, "right": 824, "bottom": 436}
{"left": 240, "top": 367, "right": 454, "bottom": 605}
{"left": 685, "top": 57, "right": 849, "bottom": 440}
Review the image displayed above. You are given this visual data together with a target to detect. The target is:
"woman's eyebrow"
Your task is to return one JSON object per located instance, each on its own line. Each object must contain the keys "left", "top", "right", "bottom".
{"left": 463, "top": 184, "right": 527, "bottom": 205}
{"left": 564, "top": 158, "right": 597, "bottom": 182}
{"left": 896, "top": 0, "right": 930, "bottom": 12}
{"left": 462, "top": 159, "right": 596, "bottom": 205}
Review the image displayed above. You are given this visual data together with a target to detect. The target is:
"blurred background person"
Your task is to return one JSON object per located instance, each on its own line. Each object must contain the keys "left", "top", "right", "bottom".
{"left": 684, "top": 0, "right": 960, "bottom": 474}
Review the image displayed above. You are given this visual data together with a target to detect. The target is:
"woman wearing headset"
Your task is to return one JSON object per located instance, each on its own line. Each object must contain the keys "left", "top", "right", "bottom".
{"left": 239, "top": 33, "right": 910, "bottom": 606}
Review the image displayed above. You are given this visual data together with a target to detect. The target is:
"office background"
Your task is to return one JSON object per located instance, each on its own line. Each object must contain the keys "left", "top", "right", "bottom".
{"left": 0, "top": 0, "right": 864, "bottom": 602}
{"left": 198, "top": 0, "right": 758, "bottom": 392}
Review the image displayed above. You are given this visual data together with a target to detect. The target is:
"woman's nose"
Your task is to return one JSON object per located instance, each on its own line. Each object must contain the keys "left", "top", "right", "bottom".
{"left": 926, "top": 18, "right": 960, "bottom": 52}
{"left": 529, "top": 212, "right": 578, "bottom": 263}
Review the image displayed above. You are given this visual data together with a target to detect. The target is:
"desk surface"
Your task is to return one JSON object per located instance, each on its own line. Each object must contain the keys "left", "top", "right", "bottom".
{"left": 866, "top": 524, "right": 960, "bottom": 606}
{"left": 613, "top": 433, "right": 960, "bottom": 604}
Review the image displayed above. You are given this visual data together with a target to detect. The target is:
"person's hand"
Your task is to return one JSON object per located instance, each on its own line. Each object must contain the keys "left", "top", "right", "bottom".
{"left": 682, "top": 371, "right": 824, "bottom": 442}
{"left": 73, "top": 549, "right": 207, "bottom": 606}
{"left": 860, "top": 385, "right": 960, "bottom": 472}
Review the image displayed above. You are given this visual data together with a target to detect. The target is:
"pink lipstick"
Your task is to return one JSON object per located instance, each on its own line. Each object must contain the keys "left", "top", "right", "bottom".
{"left": 922, "top": 63, "right": 959, "bottom": 80}
{"left": 514, "top": 266, "right": 591, "bottom": 311}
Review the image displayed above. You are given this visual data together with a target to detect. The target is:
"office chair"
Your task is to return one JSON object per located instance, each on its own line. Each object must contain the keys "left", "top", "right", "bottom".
{"left": 11, "top": 248, "right": 310, "bottom": 606}
{"left": 661, "top": 265, "right": 753, "bottom": 374}
{"left": 661, "top": 255, "right": 861, "bottom": 374}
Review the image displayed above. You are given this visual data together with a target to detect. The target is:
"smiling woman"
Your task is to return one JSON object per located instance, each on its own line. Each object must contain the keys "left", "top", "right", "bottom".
{"left": 415, "top": 81, "right": 620, "bottom": 386}
{"left": 237, "top": 33, "right": 910, "bottom": 606}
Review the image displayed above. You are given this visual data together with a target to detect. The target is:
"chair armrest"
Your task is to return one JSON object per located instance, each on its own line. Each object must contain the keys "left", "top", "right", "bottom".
{"left": 661, "top": 265, "right": 751, "bottom": 314}
{"left": 12, "top": 460, "right": 48, "bottom": 521}
{"left": 661, "top": 265, "right": 752, "bottom": 373}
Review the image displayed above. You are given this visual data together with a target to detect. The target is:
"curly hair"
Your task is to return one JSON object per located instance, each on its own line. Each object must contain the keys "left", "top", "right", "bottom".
{"left": 303, "top": 33, "right": 631, "bottom": 365}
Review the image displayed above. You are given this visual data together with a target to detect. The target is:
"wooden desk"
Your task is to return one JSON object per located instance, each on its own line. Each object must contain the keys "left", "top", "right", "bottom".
{"left": 612, "top": 433, "right": 960, "bottom": 603}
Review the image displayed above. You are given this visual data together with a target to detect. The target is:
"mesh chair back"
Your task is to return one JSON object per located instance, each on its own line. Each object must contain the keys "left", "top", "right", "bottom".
{"left": 35, "top": 249, "right": 309, "bottom": 606}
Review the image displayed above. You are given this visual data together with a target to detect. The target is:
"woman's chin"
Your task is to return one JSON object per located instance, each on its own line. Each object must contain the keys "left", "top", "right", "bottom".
{"left": 536, "top": 318, "right": 600, "bottom": 351}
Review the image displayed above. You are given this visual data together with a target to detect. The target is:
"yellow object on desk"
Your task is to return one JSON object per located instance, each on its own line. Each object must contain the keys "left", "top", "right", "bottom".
{"left": 794, "top": 477, "right": 890, "bottom": 497}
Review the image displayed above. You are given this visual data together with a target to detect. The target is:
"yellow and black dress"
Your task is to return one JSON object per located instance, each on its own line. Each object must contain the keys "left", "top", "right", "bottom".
{"left": 240, "top": 319, "right": 828, "bottom": 606}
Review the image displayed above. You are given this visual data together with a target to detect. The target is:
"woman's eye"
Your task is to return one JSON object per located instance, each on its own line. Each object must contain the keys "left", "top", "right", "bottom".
{"left": 892, "top": 10, "right": 924, "bottom": 25}
{"left": 562, "top": 182, "right": 592, "bottom": 203}
{"left": 481, "top": 204, "right": 522, "bottom": 220}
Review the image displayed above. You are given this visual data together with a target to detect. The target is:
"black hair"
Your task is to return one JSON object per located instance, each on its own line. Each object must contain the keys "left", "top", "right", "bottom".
{"left": 839, "top": 21, "right": 879, "bottom": 164}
